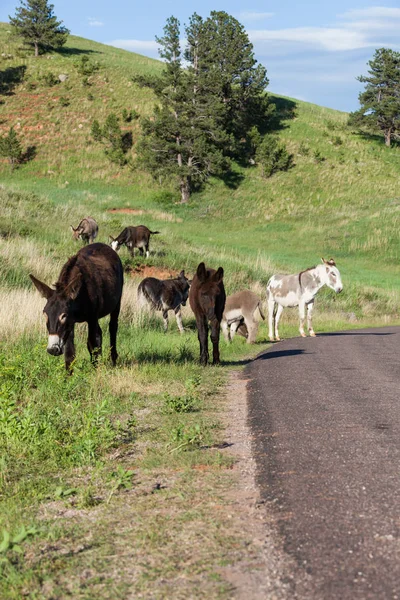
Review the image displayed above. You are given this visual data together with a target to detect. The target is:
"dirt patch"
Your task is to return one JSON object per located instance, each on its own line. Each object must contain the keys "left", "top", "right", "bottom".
{"left": 219, "top": 372, "right": 297, "bottom": 599}
{"left": 127, "top": 264, "right": 180, "bottom": 280}
{"left": 108, "top": 208, "right": 147, "bottom": 215}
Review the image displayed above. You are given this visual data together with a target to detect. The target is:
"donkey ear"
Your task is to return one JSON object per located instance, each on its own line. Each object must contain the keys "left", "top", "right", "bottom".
{"left": 179, "top": 270, "right": 185, "bottom": 278}
{"left": 30, "top": 274, "right": 54, "bottom": 299}
{"left": 109, "top": 235, "right": 115, "bottom": 242}
{"left": 321, "top": 257, "right": 326, "bottom": 264}
{"left": 196, "top": 262, "right": 207, "bottom": 283}
{"left": 64, "top": 273, "right": 82, "bottom": 300}
{"left": 70, "top": 225, "right": 75, "bottom": 232}
{"left": 212, "top": 267, "right": 224, "bottom": 283}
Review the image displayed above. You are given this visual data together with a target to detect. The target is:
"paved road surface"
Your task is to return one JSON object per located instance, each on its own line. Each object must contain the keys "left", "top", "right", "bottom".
{"left": 246, "top": 327, "right": 400, "bottom": 599}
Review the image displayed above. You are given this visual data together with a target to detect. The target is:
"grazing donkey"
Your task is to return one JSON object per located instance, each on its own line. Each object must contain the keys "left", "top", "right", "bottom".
{"left": 70, "top": 217, "right": 98, "bottom": 244}
{"left": 138, "top": 271, "right": 191, "bottom": 333}
{"left": 221, "top": 290, "right": 265, "bottom": 344}
{"left": 30, "top": 243, "right": 123, "bottom": 371}
{"left": 109, "top": 226, "right": 160, "bottom": 257}
{"left": 267, "top": 258, "right": 343, "bottom": 341}
{"left": 189, "top": 262, "right": 226, "bottom": 366}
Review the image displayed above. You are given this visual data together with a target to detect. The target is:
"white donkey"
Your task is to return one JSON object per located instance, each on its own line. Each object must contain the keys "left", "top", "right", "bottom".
{"left": 267, "top": 258, "right": 343, "bottom": 341}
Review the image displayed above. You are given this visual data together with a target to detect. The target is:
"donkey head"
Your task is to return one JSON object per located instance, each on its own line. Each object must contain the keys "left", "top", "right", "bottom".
{"left": 70, "top": 225, "right": 82, "bottom": 240}
{"left": 321, "top": 258, "right": 343, "bottom": 293}
{"left": 109, "top": 235, "right": 121, "bottom": 252}
{"left": 177, "top": 270, "right": 191, "bottom": 306}
{"left": 196, "top": 262, "right": 224, "bottom": 317}
{"left": 30, "top": 273, "right": 82, "bottom": 356}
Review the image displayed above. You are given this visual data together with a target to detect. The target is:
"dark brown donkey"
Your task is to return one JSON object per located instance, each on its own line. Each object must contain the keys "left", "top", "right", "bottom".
{"left": 110, "top": 226, "right": 160, "bottom": 258}
{"left": 189, "top": 262, "right": 226, "bottom": 366}
{"left": 30, "top": 243, "right": 124, "bottom": 371}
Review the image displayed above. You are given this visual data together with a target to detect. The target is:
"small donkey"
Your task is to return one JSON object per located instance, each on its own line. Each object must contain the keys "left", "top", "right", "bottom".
{"left": 70, "top": 217, "right": 98, "bottom": 244}
{"left": 110, "top": 226, "right": 160, "bottom": 258}
{"left": 189, "top": 262, "right": 226, "bottom": 366}
{"left": 138, "top": 270, "right": 191, "bottom": 333}
{"left": 221, "top": 290, "right": 265, "bottom": 344}
{"left": 267, "top": 258, "right": 343, "bottom": 341}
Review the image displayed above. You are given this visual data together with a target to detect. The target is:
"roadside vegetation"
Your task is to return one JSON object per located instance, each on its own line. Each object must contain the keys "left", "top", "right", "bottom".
{"left": 1, "top": 17, "right": 400, "bottom": 598}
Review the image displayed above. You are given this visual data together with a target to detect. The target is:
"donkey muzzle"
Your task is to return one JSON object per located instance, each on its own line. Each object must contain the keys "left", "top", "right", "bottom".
{"left": 47, "top": 335, "right": 64, "bottom": 356}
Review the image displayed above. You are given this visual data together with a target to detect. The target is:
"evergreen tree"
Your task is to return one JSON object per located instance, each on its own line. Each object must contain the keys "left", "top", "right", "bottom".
{"left": 349, "top": 48, "right": 400, "bottom": 147}
{"left": 189, "top": 11, "right": 273, "bottom": 159}
{"left": 9, "top": 0, "right": 69, "bottom": 57}
{"left": 0, "top": 127, "right": 23, "bottom": 171}
{"left": 135, "top": 17, "right": 230, "bottom": 203}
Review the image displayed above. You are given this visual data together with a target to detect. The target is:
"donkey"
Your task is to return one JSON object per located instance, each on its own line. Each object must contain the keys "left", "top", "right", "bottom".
{"left": 267, "top": 258, "right": 343, "bottom": 342}
{"left": 138, "top": 270, "right": 190, "bottom": 333}
{"left": 70, "top": 217, "right": 98, "bottom": 244}
{"left": 30, "top": 243, "right": 123, "bottom": 371}
{"left": 109, "top": 226, "right": 160, "bottom": 258}
{"left": 221, "top": 290, "right": 265, "bottom": 344}
{"left": 189, "top": 262, "right": 226, "bottom": 366}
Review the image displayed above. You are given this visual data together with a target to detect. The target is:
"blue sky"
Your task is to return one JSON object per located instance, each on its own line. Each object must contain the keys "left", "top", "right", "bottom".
{"left": 1, "top": 1, "right": 400, "bottom": 111}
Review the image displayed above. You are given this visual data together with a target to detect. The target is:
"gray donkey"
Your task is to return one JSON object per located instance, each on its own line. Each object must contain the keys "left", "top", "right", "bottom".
{"left": 221, "top": 290, "right": 265, "bottom": 344}
{"left": 70, "top": 217, "right": 98, "bottom": 244}
{"left": 138, "top": 270, "right": 190, "bottom": 333}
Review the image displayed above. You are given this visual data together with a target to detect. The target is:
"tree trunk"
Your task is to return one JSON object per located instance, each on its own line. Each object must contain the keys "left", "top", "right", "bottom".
{"left": 34, "top": 42, "right": 39, "bottom": 57}
{"left": 384, "top": 128, "right": 391, "bottom": 147}
{"left": 180, "top": 177, "right": 190, "bottom": 203}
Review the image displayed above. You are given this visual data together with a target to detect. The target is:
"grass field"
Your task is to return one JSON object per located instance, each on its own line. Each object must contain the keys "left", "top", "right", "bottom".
{"left": 1, "top": 23, "right": 400, "bottom": 598}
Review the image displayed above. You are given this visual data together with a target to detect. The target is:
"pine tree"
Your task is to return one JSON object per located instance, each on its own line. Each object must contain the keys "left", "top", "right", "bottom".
{"left": 9, "top": 0, "right": 69, "bottom": 57}
{"left": 135, "top": 16, "right": 230, "bottom": 203}
{"left": 0, "top": 127, "right": 23, "bottom": 171}
{"left": 349, "top": 48, "right": 400, "bottom": 147}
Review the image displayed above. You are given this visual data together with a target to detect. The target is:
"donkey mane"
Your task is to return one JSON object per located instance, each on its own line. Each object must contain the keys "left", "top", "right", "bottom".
{"left": 56, "top": 255, "right": 80, "bottom": 292}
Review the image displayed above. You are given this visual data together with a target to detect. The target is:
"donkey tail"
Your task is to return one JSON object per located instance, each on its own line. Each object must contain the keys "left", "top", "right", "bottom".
{"left": 149, "top": 230, "right": 161, "bottom": 235}
{"left": 257, "top": 302, "right": 266, "bottom": 320}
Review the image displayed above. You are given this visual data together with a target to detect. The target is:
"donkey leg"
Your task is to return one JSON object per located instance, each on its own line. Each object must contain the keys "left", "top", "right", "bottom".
{"left": 109, "top": 302, "right": 121, "bottom": 366}
{"left": 145, "top": 244, "right": 150, "bottom": 258}
{"left": 299, "top": 301, "right": 307, "bottom": 337}
{"left": 275, "top": 305, "right": 284, "bottom": 341}
{"left": 64, "top": 328, "right": 76, "bottom": 373}
{"left": 210, "top": 318, "right": 221, "bottom": 365}
{"left": 230, "top": 320, "right": 241, "bottom": 341}
{"left": 87, "top": 320, "right": 102, "bottom": 364}
{"left": 244, "top": 316, "right": 258, "bottom": 344}
{"left": 268, "top": 298, "right": 276, "bottom": 341}
{"left": 307, "top": 300, "right": 316, "bottom": 337}
{"left": 221, "top": 319, "right": 230, "bottom": 342}
{"left": 196, "top": 316, "right": 209, "bottom": 366}
{"left": 162, "top": 310, "right": 169, "bottom": 332}
{"left": 174, "top": 307, "right": 184, "bottom": 333}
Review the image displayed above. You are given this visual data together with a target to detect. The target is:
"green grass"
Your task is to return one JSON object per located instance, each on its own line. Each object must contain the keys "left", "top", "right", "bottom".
{"left": 1, "top": 23, "right": 400, "bottom": 597}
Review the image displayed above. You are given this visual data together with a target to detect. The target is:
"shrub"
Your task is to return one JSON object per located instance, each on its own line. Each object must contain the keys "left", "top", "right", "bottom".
{"left": 0, "top": 127, "right": 23, "bottom": 171}
{"left": 91, "top": 113, "right": 132, "bottom": 166}
{"left": 313, "top": 149, "right": 326, "bottom": 163}
{"left": 75, "top": 55, "right": 100, "bottom": 76}
{"left": 122, "top": 108, "right": 139, "bottom": 123}
{"left": 58, "top": 96, "right": 70, "bottom": 107}
{"left": 87, "top": 92, "right": 94, "bottom": 101}
{"left": 298, "top": 141, "right": 310, "bottom": 156}
{"left": 152, "top": 190, "right": 176, "bottom": 206}
{"left": 256, "top": 135, "right": 294, "bottom": 178}
{"left": 41, "top": 71, "right": 58, "bottom": 87}
{"left": 332, "top": 135, "right": 343, "bottom": 146}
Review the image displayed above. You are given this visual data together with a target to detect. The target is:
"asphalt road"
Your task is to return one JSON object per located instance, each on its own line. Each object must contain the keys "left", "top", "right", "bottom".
{"left": 246, "top": 327, "right": 400, "bottom": 600}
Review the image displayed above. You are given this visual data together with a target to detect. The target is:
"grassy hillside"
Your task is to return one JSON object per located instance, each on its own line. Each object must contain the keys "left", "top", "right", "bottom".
{"left": 1, "top": 24, "right": 400, "bottom": 598}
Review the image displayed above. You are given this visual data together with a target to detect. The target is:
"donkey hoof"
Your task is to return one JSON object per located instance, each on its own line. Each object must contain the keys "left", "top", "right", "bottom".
{"left": 309, "top": 331, "right": 317, "bottom": 337}
{"left": 300, "top": 333, "right": 307, "bottom": 338}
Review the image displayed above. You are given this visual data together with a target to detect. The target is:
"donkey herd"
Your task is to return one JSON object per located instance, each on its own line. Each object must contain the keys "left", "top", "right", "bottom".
{"left": 30, "top": 216, "right": 343, "bottom": 371}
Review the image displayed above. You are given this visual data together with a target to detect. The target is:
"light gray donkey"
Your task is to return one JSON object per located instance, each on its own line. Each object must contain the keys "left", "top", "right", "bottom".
{"left": 70, "top": 217, "right": 98, "bottom": 244}
{"left": 221, "top": 290, "right": 265, "bottom": 344}
{"left": 267, "top": 258, "right": 343, "bottom": 341}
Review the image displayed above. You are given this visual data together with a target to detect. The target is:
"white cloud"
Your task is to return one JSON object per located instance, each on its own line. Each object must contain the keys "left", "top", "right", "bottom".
{"left": 236, "top": 11, "right": 274, "bottom": 23}
{"left": 109, "top": 39, "right": 159, "bottom": 53}
{"left": 88, "top": 18, "right": 104, "bottom": 27}
{"left": 340, "top": 7, "right": 400, "bottom": 20}
{"left": 250, "top": 27, "right": 370, "bottom": 52}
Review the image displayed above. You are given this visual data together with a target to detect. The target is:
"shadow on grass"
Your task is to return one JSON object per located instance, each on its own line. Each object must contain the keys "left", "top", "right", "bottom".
{"left": 267, "top": 95, "right": 298, "bottom": 133}
{"left": 353, "top": 131, "right": 400, "bottom": 149}
{"left": 0, "top": 65, "right": 27, "bottom": 96}
{"left": 56, "top": 47, "right": 101, "bottom": 56}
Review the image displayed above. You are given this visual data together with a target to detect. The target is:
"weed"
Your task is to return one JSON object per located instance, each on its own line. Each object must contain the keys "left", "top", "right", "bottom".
{"left": 298, "top": 141, "right": 310, "bottom": 156}
{"left": 58, "top": 96, "right": 70, "bottom": 107}
{"left": 0, "top": 525, "right": 39, "bottom": 556}
{"left": 169, "top": 422, "right": 209, "bottom": 452}
{"left": 313, "top": 149, "right": 326, "bottom": 163}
